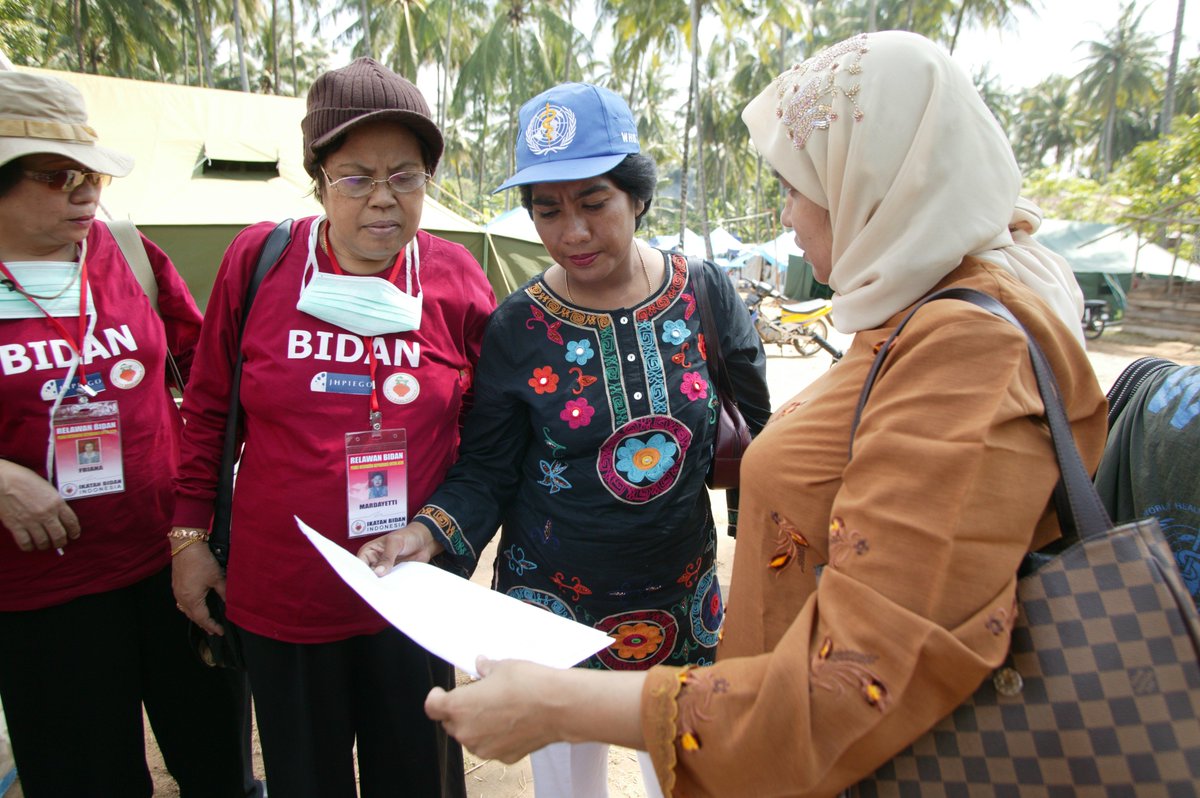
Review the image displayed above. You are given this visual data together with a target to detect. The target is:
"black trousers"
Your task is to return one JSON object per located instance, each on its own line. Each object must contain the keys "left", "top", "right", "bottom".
{"left": 240, "top": 624, "right": 465, "bottom": 798}
{"left": 0, "top": 565, "right": 254, "bottom": 798}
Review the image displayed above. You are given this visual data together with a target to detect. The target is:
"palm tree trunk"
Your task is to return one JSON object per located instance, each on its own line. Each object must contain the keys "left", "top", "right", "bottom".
{"left": 192, "top": 0, "right": 213, "bottom": 87}
{"left": 1102, "top": 65, "right": 1121, "bottom": 176}
{"left": 271, "top": 0, "right": 280, "bottom": 93}
{"left": 360, "top": 0, "right": 373, "bottom": 58}
{"left": 72, "top": 0, "right": 85, "bottom": 72}
{"left": 440, "top": 0, "right": 455, "bottom": 129}
{"left": 867, "top": 0, "right": 878, "bottom": 32}
{"left": 564, "top": 0, "right": 574, "bottom": 81}
{"left": 1160, "top": 0, "right": 1187, "bottom": 135}
{"left": 949, "top": 0, "right": 969, "bottom": 55}
{"left": 233, "top": 0, "right": 250, "bottom": 91}
{"left": 290, "top": 0, "right": 297, "bottom": 95}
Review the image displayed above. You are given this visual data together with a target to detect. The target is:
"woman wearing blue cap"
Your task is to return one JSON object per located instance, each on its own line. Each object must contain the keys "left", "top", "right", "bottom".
{"left": 359, "top": 81, "right": 770, "bottom": 796}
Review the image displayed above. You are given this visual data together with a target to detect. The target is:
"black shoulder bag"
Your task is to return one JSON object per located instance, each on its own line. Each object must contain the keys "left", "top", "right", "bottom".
{"left": 190, "top": 219, "right": 293, "bottom": 669}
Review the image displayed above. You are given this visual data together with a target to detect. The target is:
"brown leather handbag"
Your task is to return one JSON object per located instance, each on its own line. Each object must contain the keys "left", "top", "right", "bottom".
{"left": 689, "top": 258, "right": 752, "bottom": 490}
{"left": 850, "top": 288, "right": 1200, "bottom": 796}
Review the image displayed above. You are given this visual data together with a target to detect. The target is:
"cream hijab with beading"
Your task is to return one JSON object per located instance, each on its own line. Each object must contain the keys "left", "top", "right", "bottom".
{"left": 742, "top": 30, "right": 1083, "bottom": 340}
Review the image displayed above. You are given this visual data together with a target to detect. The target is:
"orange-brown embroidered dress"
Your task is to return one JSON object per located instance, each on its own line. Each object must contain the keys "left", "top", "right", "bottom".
{"left": 640, "top": 261, "right": 1107, "bottom": 796}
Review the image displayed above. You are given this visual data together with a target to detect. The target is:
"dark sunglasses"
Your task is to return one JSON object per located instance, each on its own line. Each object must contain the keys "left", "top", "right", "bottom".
{"left": 23, "top": 169, "right": 113, "bottom": 192}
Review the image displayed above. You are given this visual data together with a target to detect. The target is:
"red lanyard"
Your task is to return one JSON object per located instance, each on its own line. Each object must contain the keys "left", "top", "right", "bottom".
{"left": 322, "top": 223, "right": 405, "bottom": 429}
{"left": 0, "top": 256, "right": 90, "bottom": 364}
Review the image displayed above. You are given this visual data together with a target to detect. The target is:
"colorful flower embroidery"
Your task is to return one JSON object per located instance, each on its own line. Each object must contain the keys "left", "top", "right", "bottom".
{"left": 529, "top": 366, "right": 559, "bottom": 394}
{"left": 768, "top": 511, "right": 810, "bottom": 572}
{"left": 504, "top": 544, "right": 537, "bottom": 576}
{"left": 561, "top": 397, "right": 595, "bottom": 429}
{"left": 680, "top": 372, "right": 709, "bottom": 401}
{"left": 551, "top": 571, "right": 593, "bottom": 601}
{"left": 537, "top": 460, "right": 571, "bottom": 493}
{"left": 681, "top": 291, "right": 696, "bottom": 320}
{"left": 542, "top": 427, "right": 567, "bottom": 457}
{"left": 568, "top": 366, "right": 598, "bottom": 395}
{"left": 661, "top": 319, "right": 692, "bottom": 345}
{"left": 671, "top": 341, "right": 694, "bottom": 368}
{"left": 810, "top": 637, "right": 890, "bottom": 712}
{"left": 609, "top": 622, "right": 665, "bottom": 660}
{"left": 676, "top": 667, "right": 730, "bottom": 752}
{"left": 564, "top": 339, "right": 595, "bottom": 365}
{"left": 828, "top": 516, "right": 869, "bottom": 568}
{"left": 615, "top": 434, "right": 678, "bottom": 483}
{"left": 526, "top": 304, "right": 564, "bottom": 344}
{"left": 676, "top": 557, "right": 702, "bottom": 588}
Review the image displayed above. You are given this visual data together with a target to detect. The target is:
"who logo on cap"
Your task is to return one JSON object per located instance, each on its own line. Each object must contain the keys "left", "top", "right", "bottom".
{"left": 494, "top": 82, "right": 640, "bottom": 193}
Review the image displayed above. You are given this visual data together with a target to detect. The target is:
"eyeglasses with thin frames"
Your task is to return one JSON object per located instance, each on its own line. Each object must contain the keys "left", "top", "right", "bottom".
{"left": 321, "top": 167, "right": 431, "bottom": 198}
{"left": 23, "top": 169, "right": 112, "bottom": 192}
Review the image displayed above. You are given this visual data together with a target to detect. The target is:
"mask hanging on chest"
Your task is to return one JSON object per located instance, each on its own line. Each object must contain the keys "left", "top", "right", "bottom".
{"left": 0, "top": 260, "right": 95, "bottom": 319}
{"left": 295, "top": 217, "right": 423, "bottom": 337}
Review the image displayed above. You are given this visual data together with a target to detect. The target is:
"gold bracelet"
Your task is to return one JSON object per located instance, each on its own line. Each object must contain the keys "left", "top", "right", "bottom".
{"left": 168, "top": 527, "right": 210, "bottom": 542}
{"left": 170, "top": 536, "right": 207, "bottom": 557}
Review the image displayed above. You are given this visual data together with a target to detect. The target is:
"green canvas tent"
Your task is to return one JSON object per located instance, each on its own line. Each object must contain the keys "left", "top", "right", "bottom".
{"left": 481, "top": 207, "right": 554, "bottom": 297}
{"left": 1035, "top": 218, "right": 1199, "bottom": 315}
{"left": 19, "top": 67, "right": 548, "bottom": 306}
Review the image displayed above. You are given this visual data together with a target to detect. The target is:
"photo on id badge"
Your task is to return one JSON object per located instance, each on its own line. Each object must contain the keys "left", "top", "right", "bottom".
{"left": 346, "top": 430, "right": 408, "bottom": 538}
{"left": 76, "top": 437, "right": 102, "bottom": 465}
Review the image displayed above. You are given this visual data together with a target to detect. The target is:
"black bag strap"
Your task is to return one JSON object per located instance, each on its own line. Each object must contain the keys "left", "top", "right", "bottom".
{"left": 209, "top": 219, "right": 293, "bottom": 566}
{"left": 688, "top": 256, "right": 737, "bottom": 402}
{"left": 848, "top": 287, "right": 1113, "bottom": 548}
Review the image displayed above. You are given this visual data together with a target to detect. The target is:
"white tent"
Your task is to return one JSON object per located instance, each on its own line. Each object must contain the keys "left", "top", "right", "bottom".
{"left": 649, "top": 227, "right": 746, "bottom": 263}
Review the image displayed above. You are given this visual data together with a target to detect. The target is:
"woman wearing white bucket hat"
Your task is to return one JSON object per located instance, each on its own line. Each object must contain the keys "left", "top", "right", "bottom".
{"left": 374, "top": 35, "right": 1109, "bottom": 797}
{"left": 0, "top": 70, "right": 257, "bottom": 797}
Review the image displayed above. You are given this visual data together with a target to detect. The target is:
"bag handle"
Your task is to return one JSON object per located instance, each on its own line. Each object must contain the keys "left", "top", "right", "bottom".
{"left": 209, "top": 219, "right": 293, "bottom": 566}
{"left": 848, "top": 287, "right": 1113, "bottom": 545}
{"left": 108, "top": 219, "right": 186, "bottom": 394}
{"left": 688, "top": 257, "right": 737, "bottom": 403}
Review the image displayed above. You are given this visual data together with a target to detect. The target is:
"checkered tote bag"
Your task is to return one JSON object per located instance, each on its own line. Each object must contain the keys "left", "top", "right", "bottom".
{"left": 850, "top": 289, "right": 1200, "bottom": 796}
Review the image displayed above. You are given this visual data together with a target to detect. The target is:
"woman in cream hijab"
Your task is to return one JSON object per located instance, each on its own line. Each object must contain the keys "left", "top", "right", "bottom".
{"left": 412, "top": 32, "right": 1108, "bottom": 796}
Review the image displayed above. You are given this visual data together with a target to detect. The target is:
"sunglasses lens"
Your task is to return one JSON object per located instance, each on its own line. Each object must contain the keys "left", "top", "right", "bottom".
{"left": 48, "top": 170, "right": 82, "bottom": 190}
{"left": 51, "top": 171, "right": 110, "bottom": 191}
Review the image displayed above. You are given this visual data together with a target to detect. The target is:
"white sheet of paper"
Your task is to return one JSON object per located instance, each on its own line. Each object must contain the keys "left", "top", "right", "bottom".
{"left": 296, "top": 517, "right": 612, "bottom": 676}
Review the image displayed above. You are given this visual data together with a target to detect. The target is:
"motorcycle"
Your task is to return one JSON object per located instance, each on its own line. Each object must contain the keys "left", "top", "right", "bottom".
{"left": 1082, "top": 299, "right": 1110, "bottom": 340}
{"left": 739, "top": 278, "right": 843, "bottom": 360}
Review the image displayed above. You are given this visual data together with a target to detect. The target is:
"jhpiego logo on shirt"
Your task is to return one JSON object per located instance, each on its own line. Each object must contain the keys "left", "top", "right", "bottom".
{"left": 0, "top": 325, "right": 138, "bottom": 375}
{"left": 288, "top": 330, "right": 420, "bottom": 367}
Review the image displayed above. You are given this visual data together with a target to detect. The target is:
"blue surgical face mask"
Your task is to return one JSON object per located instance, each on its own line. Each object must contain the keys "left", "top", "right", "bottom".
{"left": 0, "top": 260, "right": 95, "bottom": 319}
{"left": 295, "top": 217, "right": 423, "bottom": 337}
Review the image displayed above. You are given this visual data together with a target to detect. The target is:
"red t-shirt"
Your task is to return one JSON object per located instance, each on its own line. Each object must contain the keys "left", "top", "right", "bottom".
{"left": 0, "top": 223, "right": 202, "bottom": 611}
{"left": 174, "top": 218, "right": 496, "bottom": 643}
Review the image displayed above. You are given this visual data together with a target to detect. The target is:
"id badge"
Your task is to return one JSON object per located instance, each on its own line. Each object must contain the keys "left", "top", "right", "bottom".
{"left": 345, "top": 428, "right": 408, "bottom": 539}
{"left": 52, "top": 400, "right": 125, "bottom": 499}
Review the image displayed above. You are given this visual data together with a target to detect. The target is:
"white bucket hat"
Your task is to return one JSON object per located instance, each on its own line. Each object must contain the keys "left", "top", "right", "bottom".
{"left": 0, "top": 70, "right": 133, "bottom": 176}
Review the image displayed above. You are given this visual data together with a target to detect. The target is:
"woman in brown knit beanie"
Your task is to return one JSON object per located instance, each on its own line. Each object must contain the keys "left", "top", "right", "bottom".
{"left": 170, "top": 57, "right": 495, "bottom": 798}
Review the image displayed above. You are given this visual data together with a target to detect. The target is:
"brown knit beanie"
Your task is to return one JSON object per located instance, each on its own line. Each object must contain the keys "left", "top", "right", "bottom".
{"left": 301, "top": 57, "right": 444, "bottom": 179}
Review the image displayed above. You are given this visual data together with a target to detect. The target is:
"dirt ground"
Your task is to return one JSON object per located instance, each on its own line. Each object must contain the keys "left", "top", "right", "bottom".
{"left": 4, "top": 328, "right": 1197, "bottom": 798}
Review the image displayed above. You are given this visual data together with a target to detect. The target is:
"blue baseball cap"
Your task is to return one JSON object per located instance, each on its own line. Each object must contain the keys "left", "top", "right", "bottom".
{"left": 493, "top": 82, "right": 640, "bottom": 193}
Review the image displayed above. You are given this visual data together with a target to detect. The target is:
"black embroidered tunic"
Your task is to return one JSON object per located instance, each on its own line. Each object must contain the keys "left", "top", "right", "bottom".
{"left": 416, "top": 251, "right": 769, "bottom": 669}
